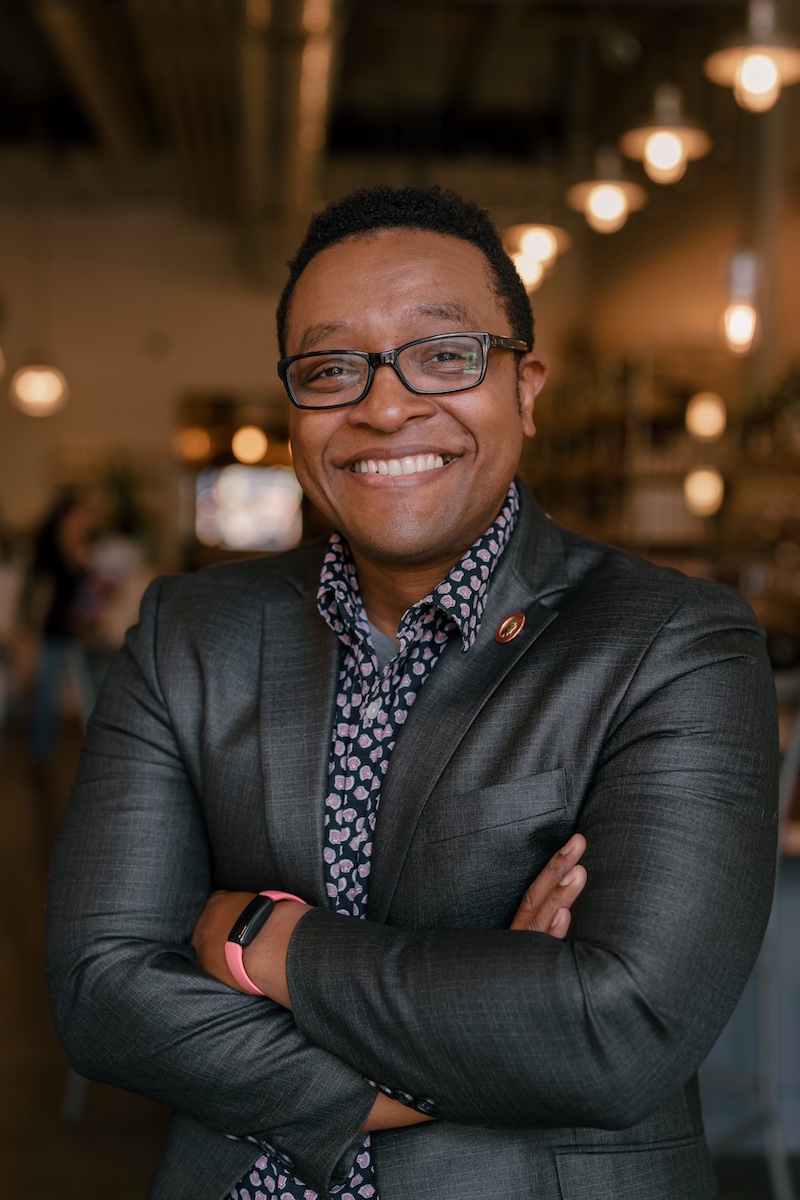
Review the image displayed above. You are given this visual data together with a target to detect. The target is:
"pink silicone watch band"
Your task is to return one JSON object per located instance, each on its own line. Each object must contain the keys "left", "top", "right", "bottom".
{"left": 224, "top": 890, "right": 306, "bottom": 996}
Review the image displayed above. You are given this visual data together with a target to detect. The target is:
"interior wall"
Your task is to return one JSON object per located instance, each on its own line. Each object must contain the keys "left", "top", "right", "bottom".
{"left": 0, "top": 202, "right": 283, "bottom": 550}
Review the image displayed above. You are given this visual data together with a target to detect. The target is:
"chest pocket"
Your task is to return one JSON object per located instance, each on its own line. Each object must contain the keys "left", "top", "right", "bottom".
{"left": 395, "top": 767, "right": 570, "bottom": 930}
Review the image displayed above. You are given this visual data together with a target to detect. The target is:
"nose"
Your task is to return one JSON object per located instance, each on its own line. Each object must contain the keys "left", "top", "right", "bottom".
{"left": 348, "top": 361, "right": 437, "bottom": 431}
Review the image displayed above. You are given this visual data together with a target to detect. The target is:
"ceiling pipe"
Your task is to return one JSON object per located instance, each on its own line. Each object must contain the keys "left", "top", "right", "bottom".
{"left": 236, "top": 0, "right": 340, "bottom": 282}
{"left": 34, "top": 0, "right": 143, "bottom": 189}
{"left": 125, "top": 0, "right": 237, "bottom": 219}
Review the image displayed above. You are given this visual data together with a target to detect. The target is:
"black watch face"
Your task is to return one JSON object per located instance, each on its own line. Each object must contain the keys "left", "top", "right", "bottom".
{"left": 227, "top": 895, "right": 275, "bottom": 947}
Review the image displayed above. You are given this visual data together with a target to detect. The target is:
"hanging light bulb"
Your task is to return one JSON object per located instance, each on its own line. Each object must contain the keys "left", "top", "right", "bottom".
{"left": 174, "top": 427, "right": 212, "bottom": 462}
{"left": 620, "top": 84, "right": 711, "bottom": 185}
{"left": 685, "top": 392, "right": 727, "bottom": 441}
{"left": 9, "top": 363, "right": 69, "bottom": 417}
{"left": 644, "top": 131, "right": 686, "bottom": 183}
{"left": 519, "top": 227, "right": 559, "bottom": 269}
{"left": 722, "top": 249, "right": 760, "bottom": 354}
{"left": 504, "top": 223, "right": 571, "bottom": 291}
{"left": 735, "top": 52, "right": 781, "bottom": 109}
{"left": 566, "top": 147, "right": 647, "bottom": 234}
{"left": 512, "top": 252, "right": 544, "bottom": 290}
{"left": 586, "top": 184, "right": 628, "bottom": 232}
{"left": 684, "top": 468, "right": 725, "bottom": 517}
{"left": 724, "top": 303, "right": 758, "bottom": 352}
{"left": 704, "top": 0, "right": 800, "bottom": 113}
{"left": 232, "top": 425, "right": 268, "bottom": 464}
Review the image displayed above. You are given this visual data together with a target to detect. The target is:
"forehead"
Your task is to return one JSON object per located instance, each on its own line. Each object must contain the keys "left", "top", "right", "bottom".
{"left": 284, "top": 228, "right": 507, "bottom": 352}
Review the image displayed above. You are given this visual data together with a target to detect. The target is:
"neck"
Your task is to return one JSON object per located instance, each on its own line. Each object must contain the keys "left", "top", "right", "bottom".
{"left": 352, "top": 553, "right": 460, "bottom": 639}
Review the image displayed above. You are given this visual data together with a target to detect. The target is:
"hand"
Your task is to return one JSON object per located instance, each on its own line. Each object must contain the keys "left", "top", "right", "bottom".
{"left": 509, "top": 833, "right": 587, "bottom": 938}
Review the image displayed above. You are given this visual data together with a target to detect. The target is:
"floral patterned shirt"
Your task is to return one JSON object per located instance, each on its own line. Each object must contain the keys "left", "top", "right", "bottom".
{"left": 228, "top": 482, "right": 520, "bottom": 1200}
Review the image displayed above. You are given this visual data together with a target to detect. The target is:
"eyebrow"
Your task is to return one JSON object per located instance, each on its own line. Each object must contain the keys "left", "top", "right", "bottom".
{"left": 297, "top": 303, "right": 476, "bottom": 353}
{"left": 298, "top": 322, "right": 352, "bottom": 352}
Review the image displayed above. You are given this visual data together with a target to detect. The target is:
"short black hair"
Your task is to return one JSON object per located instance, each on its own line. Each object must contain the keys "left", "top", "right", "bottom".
{"left": 276, "top": 184, "right": 534, "bottom": 355}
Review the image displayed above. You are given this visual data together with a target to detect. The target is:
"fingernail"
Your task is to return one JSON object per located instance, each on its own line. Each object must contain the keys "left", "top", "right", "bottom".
{"left": 557, "top": 836, "right": 576, "bottom": 857}
{"left": 549, "top": 910, "right": 565, "bottom": 930}
{"left": 559, "top": 867, "right": 577, "bottom": 887}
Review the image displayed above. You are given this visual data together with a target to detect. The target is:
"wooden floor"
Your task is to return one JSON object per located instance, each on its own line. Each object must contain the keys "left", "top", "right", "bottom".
{"left": 1, "top": 715, "right": 797, "bottom": 1199}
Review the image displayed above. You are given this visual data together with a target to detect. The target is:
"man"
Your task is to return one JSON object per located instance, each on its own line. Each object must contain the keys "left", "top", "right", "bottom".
{"left": 47, "top": 186, "right": 778, "bottom": 1200}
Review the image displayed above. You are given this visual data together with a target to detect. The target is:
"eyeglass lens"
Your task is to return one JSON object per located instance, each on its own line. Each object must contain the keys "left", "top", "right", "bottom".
{"left": 288, "top": 334, "right": 486, "bottom": 408}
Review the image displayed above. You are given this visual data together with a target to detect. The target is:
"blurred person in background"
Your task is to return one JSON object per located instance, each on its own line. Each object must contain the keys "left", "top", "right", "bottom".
{"left": 22, "top": 488, "right": 101, "bottom": 767}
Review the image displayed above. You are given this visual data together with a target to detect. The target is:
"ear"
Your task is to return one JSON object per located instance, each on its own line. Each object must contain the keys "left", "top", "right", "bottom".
{"left": 518, "top": 352, "right": 548, "bottom": 439}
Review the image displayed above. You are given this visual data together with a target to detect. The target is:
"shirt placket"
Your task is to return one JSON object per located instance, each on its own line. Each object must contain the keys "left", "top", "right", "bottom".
{"left": 230, "top": 486, "right": 519, "bottom": 1200}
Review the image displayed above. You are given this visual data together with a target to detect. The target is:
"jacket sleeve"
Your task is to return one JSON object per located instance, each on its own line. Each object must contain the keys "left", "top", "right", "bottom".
{"left": 45, "top": 577, "right": 374, "bottom": 1196}
{"left": 286, "top": 582, "right": 779, "bottom": 1130}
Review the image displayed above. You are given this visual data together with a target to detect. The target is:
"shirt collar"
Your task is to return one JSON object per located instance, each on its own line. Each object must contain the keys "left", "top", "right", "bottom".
{"left": 317, "top": 481, "right": 520, "bottom": 653}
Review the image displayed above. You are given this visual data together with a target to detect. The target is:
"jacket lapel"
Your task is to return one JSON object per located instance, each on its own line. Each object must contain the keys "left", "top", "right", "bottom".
{"left": 259, "top": 552, "right": 339, "bottom": 906}
{"left": 367, "top": 491, "right": 570, "bottom": 922}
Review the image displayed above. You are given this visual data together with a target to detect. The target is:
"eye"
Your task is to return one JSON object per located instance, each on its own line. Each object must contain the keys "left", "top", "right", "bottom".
{"left": 414, "top": 338, "right": 481, "bottom": 374}
{"left": 296, "top": 355, "right": 364, "bottom": 391}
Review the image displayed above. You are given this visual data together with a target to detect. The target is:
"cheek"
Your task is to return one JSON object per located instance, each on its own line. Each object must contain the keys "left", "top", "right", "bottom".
{"left": 291, "top": 449, "right": 323, "bottom": 501}
{"left": 288, "top": 419, "right": 324, "bottom": 476}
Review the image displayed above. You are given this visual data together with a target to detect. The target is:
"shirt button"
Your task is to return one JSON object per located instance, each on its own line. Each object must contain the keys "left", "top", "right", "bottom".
{"left": 365, "top": 700, "right": 381, "bottom": 720}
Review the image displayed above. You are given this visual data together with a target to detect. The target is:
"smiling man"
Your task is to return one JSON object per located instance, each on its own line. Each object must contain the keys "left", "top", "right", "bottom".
{"left": 47, "top": 186, "right": 778, "bottom": 1200}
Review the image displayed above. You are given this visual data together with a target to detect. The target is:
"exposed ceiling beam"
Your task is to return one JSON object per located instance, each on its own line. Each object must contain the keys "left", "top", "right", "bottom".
{"left": 33, "top": 0, "right": 143, "bottom": 188}
{"left": 443, "top": 0, "right": 524, "bottom": 117}
{"left": 238, "top": 0, "right": 273, "bottom": 224}
{"left": 236, "top": 0, "right": 341, "bottom": 282}
{"left": 125, "top": 0, "right": 237, "bottom": 219}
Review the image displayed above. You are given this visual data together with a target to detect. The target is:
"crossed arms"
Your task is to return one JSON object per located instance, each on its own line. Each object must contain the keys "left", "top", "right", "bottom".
{"left": 45, "top": 571, "right": 779, "bottom": 1195}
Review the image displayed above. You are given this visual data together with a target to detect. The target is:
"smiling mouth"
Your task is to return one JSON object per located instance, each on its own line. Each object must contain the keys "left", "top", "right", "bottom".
{"left": 351, "top": 453, "right": 455, "bottom": 476}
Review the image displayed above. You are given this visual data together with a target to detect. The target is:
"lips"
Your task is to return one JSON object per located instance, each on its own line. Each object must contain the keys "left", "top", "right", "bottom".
{"left": 350, "top": 453, "right": 454, "bottom": 476}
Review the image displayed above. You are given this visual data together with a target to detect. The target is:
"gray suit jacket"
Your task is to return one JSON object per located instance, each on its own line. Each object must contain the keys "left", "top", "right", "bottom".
{"left": 46, "top": 485, "right": 778, "bottom": 1200}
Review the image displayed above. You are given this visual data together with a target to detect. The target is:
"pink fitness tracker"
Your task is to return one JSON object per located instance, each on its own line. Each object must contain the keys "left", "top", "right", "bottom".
{"left": 224, "top": 890, "right": 306, "bottom": 996}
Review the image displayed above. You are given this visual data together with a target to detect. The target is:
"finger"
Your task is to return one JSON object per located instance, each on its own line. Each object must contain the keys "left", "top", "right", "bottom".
{"left": 557, "top": 863, "right": 587, "bottom": 908}
{"left": 509, "top": 836, "right": 587, "bottom": 930}
{"left": 541, "top": 834, "right": 588, "bottom": 890}
{"left": 555, "top": 833, "right": 587, "bottom": 870}
{"left": 511, "top": 863, "right": 588, "bottom": 933}
{"left": 548, "top": 907, "right": 571, "bottom": 939}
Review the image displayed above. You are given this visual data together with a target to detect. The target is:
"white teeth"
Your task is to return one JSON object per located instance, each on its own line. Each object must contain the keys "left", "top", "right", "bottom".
{"left": 353, "top": 454, "right": 449, "bottom": 476}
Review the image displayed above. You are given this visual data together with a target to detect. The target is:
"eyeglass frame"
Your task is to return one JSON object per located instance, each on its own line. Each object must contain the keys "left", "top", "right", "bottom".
{"left": 276, "top": 331, "right": 531, "bottom": 410}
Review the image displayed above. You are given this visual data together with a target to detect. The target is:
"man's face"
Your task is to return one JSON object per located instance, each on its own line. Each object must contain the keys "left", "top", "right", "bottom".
{"left": 285, "top": 228, "right": 546, "bottom": 573}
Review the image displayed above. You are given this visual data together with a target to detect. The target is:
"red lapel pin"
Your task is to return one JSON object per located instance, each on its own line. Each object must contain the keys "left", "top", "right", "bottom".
{"left": 495, "top": 612, "right": 526, "bottom": 643}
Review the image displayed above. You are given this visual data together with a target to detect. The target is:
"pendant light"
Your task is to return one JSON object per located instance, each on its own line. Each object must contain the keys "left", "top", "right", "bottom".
{"left": 704, "top": 0, "right": 800, "bottom": 112}
{"left": 684, "top": 468, "right": 725, "bottom": 516}
{"left": 566, "top": 148, "right": 647, "bottom": 234}
{"left": 504, "top": 223, "right": 572, "bottom": 291}
{"left": 619, "top": 84, "right": 712, "bottom": 184}
{"left": 8, "top": 207, "right": 70, "bottom": 418}
{"left": 723, "top": 249, "right": 760, "bottom": 354}
{"left": 9, "top": 364, "right": 69, "bottom": 417}
{"left": 685, "top": 392, "right": 727, "bottom": 441}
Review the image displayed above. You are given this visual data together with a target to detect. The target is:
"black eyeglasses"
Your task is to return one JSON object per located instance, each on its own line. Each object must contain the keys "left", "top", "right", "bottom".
{"left": 277, "top": 331, "right": 530, "bottom": 410}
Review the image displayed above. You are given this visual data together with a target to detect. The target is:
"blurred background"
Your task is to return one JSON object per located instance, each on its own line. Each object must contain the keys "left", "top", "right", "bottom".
{"left": 0, "top": 0, "right": 799, "bottom": 1196}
